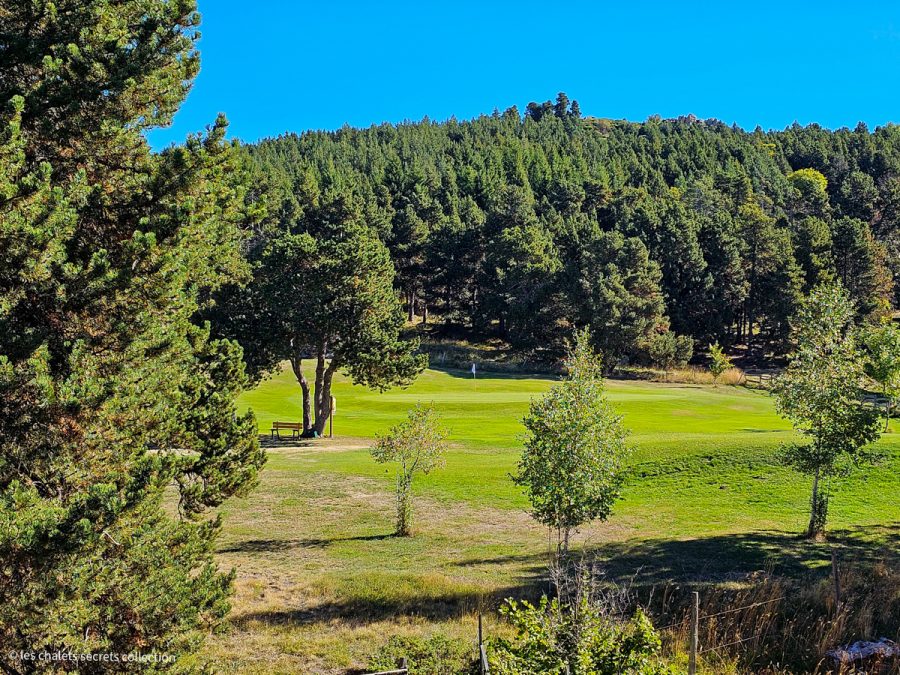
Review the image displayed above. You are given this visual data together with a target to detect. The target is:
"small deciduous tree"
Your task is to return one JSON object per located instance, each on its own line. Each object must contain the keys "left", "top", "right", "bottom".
{"left": 772, "top": 284, "right": 882, "bottom": 540}
{"left": 515, "top": 328, "right": 630, "bottom": 556}
{"left": 708, "top": 342, "right": 734, "bottom": 383}
{"left": 788, "top": 167, "right": 829, "bottom": 217}
{"left": 861, "top": 320, "right": 900, "bottom": 431}
{"left": 371, "top": 404, "right": 449, "bottom": 536}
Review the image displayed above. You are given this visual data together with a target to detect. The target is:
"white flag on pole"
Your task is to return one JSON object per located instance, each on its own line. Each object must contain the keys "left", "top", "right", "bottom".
{"left": 471, "top": 363, "right": 476, "bottom": 375}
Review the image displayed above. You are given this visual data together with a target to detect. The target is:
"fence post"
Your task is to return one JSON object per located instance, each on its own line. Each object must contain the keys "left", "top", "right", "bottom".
{"left": 831, "top": 549, "right": 842, "bottom": 613}
{"left": 478, "top": 613, "right": 489, "bottom": 675}
{"left": 689, "top": 590, "right": 699, "bottom": 675}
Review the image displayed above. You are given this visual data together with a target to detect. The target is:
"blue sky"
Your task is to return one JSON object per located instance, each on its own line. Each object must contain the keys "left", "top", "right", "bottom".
{"left": 148, "top": 2, "right": 900, "bottom": 150}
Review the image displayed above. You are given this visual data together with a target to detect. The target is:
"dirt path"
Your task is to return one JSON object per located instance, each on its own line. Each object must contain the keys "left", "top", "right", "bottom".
{"left": 259, "top": 435, "right": 372, "bottom": 454}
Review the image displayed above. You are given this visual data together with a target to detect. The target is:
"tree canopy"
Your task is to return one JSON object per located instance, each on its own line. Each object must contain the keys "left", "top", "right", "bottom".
{"left": 515, "top": 329, "right": 630, "bottom": 554}
{"left": 209, "top": 191, "right": 426, "bottom": 436}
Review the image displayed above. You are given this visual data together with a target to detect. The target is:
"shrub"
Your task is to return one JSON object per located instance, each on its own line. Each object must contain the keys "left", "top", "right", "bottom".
{"left": 488, "top": 595, "right": 672, "bottom": 674}
{"left": 645, "top": 332, "right": 694, "bottom": 377}
{"left": 368, "top": 633, "right": 476, "bottom": 674}
{"left": 708, "top": 342, "right": 734, "bottom": 382}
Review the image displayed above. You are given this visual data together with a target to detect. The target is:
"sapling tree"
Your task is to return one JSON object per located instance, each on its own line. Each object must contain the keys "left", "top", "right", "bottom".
{"left": 861, "top": 320, "right": 900, "bottom": 431}
{"left": 515, "top": 328, "right": 630, "bottom": 556}
{"left": 772, "top": 284, "right": 882, "bottom": 540}
{"left": 371, "top": 404, "right": 449, "bottom": 536}
{"left": 708, "top": 342, "right": 734, "bottom": 383}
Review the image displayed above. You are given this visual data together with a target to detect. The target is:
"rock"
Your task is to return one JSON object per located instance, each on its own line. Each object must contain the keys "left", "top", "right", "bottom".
{"left": 827, "top": 638, "right": 898, "bottom": 667}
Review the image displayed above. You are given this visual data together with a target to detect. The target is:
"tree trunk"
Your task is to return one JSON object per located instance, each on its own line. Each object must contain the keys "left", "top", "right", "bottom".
{"left": 747, "top": 305, "right": 755, "bottom": 352}
{"left": 312, "top": 349, "right": 340, "bottom": 436}
{"left": 290, "top": 355, "right": 312, "bottom": 433}
{"left": 407, "top": 291, "right": 416, "bottom": 322}
{"left": 806, "top": 468, "right": 826, "bottom": 540}
{"left": 396, "top": 473, "right": 412, "bottom": 536}
{"left": 444, "top": 286, "right": 452, "bottom": 325}
{"left": 421, "top": 302, "right": 428, "bottom": 324}
{"left": 885, "top": 390, "right": 892, "bottom": 432}
{"left": 556, "top": 526, "right": 570, "bottom": 559}
{"left": 312, "top": 344, "right": 327, "bottom": 435}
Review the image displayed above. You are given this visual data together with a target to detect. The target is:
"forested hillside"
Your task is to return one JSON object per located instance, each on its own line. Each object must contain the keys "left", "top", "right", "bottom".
{"left": 245, "top": 94, "right": 897, "bottom": 364}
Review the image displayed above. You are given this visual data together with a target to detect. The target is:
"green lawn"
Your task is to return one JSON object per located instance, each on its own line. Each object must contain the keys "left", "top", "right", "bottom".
{"left": 209, "top": 365, "right": 900, "bottom": 673}
{"left": 238, "top": 364, "right": 897, "bottom": 525}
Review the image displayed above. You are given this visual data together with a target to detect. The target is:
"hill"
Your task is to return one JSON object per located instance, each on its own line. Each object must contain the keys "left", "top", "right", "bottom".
{"left": 245, "top": 96, "right": 899, "bottom": 364}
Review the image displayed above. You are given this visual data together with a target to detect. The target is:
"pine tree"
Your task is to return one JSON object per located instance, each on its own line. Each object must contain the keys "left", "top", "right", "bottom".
{"left": 554, "top": 92, "right": 570, "bottom": 119}
{"left": 0, "top": 1, "right": 265, "bottom": 665}
{"left": 832, "top": 217, "right": 894, "bottom": 320}
{"left": 213, "top": 194, "right": 427, "bottom": 437}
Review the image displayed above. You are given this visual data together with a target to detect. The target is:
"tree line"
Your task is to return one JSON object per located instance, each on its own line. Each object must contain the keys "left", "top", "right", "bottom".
{"left": 245, "top": 96, "right": 897, "bottom": 365}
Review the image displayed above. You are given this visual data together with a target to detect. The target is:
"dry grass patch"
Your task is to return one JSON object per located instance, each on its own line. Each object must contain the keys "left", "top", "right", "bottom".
{"left": 205, "top": 464, "right": 560, "bottom": 672}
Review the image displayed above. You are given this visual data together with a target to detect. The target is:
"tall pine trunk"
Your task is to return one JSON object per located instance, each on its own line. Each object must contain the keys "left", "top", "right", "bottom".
{"left": 407, "top": 290, "right": 417, "bottom": 322}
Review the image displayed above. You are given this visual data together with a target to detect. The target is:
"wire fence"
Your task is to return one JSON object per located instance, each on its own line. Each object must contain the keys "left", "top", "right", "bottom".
{"left": 369, "top": 555, "right": 849, "bottom": 675}
{"left": 683, "top": 589, "right": 797, "bottom": 672}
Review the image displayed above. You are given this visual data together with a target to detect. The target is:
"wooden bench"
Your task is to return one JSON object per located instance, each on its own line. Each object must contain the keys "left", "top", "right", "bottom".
{"left": 271, "top": 421, "right": 303, "bottom": 438}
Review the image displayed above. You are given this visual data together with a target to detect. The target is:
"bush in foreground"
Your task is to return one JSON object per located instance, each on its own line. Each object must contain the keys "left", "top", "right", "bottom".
{"left": 489, "top": 595, "right": 671, "bottom": 675}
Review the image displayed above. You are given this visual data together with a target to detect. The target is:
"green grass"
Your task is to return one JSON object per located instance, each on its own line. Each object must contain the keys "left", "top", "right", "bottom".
{"left": 244, "top": 364, "right": 794, "bottom": 449}
{"left": 211, "top": 365, "right": 900, "bottom": 673}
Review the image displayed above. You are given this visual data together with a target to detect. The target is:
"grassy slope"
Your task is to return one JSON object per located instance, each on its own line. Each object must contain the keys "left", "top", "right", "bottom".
{"left": 239, "top": 364, "right": 897, "bottom": 529}
{"left": 207, "top": 365, "right": 900, "bottom": 673}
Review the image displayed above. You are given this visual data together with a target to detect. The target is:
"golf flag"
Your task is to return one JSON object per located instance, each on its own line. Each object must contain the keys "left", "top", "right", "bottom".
{"left": 471, "top": 362, "right": 476, "bottom": 376}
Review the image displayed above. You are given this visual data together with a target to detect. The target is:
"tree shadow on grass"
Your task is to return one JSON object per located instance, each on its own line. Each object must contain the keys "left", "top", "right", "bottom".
{"left": 258, "top": 434, "right": 317, "bottom": 449}
{"left": 453, "top": 524, "right": 900, "bottom": 586}
{"left": 230, "top": 580, "right": 546, "bottom": 630}
{"left": 219, "top": 533, "right": 393, "bottom": 553}
{"left": 226, "top": 525, "right": 898, "bottom": 631}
